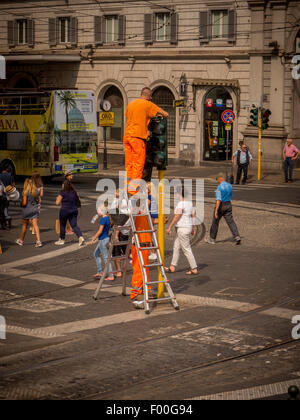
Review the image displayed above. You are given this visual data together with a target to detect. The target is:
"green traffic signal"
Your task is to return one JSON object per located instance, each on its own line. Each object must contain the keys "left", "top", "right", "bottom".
{"left": 250, "top": 107, "right": 259, "bottom": 127}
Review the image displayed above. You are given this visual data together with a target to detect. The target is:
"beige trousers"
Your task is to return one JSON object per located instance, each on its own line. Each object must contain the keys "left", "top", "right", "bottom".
{"left": 171, "top": 227, "right": 197, "bottom": 270}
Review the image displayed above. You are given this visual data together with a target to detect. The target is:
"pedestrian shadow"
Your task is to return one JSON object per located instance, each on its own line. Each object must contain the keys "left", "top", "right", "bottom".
{"left": 171, "top": 274, "right": 211, "bottom": 294}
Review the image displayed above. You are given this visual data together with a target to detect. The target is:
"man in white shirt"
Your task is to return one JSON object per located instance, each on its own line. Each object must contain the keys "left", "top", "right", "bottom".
{"left": 232, "top": 144, "right": 253, "bottom": 185}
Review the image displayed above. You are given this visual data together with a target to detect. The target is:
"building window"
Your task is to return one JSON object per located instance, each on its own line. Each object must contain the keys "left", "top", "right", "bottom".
{"left": 152, "top": 87, "right": 176, "bottom": 147}
{"left": 103, "top": 86, "right": 124, "bottom": 142}
{"left": 211, "top": 10, "right": 229, "bottom": 39}
{"left": 17, "top": 20, "right": 28, "bottom": 44}
{"left": 59, "top": 17, "right": 71, "bottom": 43}
{"left": 105, "top": 15, "right": 119, "bottom": 42}
{"left": 155, "top": 13, "right": 171, "bottom": 41}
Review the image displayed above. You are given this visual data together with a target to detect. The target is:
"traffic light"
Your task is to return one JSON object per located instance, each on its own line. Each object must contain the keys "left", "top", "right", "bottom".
{"left": 143, "top": 116, "right": 168, "bottom": 181}
{"left": 262, "top": 109, "right": 271, "bottom": 130}
{"left": 250, "top": 107, "right": 259, "bottom": 127}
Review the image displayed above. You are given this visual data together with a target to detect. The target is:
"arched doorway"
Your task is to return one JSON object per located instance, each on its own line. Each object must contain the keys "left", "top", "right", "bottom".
{"left": 152, "top": 86, "right": 176, "bottom": 147}
{"left": 102, "top": 85, "right": 124, "bottom": 142}
{"left": 203, "top": 87, "right": 233, "bottom": 161}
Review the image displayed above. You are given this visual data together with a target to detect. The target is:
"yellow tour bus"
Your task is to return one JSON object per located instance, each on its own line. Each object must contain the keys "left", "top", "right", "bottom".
{"left": 0, "top": 90, "right": 98, "bottom": 178}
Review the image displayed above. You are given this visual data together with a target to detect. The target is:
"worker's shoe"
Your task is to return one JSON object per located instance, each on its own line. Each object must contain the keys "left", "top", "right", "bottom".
{"left": 131, "top": 294, "right": 144, "bottom": 310}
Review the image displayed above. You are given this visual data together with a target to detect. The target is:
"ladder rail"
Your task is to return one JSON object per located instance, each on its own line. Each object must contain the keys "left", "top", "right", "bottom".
{"left": 93, "top": 196, "right": 179, "bottom": 314}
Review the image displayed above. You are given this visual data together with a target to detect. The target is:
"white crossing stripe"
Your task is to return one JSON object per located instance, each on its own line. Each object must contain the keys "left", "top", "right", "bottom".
{"left": 0, "top": 243, "right": 91, "bottom": 271}
{"left": 6, "top": 305, "right": 192, "bottom": 339}
{"left": 260, "top": 307, "right": 299, "bottom": 320}
{"left": 189, "top": 378, "right": 300, "bottom": 400}
{"left": 21, "top": 273, "right": 82, "bottom": 287}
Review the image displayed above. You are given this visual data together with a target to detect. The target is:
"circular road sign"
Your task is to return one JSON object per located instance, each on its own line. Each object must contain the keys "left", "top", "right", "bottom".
{"left": 221, "top": 109, "right": 235, "bottom": 124}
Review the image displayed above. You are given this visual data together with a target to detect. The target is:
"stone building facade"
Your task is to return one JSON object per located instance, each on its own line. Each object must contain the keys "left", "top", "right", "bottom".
{"left": 0, "top": 0, "right": 300, "bottom": 170}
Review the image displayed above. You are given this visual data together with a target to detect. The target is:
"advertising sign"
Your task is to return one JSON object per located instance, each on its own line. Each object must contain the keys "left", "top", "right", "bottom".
{"left": 54, "top": 90, "right": 97, "bottom": 132}
{"left": 206, "top": 98, "right": 213, "bottom": 108}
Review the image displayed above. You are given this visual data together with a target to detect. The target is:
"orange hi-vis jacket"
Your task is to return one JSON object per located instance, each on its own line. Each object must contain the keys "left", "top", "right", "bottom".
{"left": 130, "top": 214, "right": 152, "bottom": 300}
{"left": 124, "top": 99, "right": 160, "bottom": 193}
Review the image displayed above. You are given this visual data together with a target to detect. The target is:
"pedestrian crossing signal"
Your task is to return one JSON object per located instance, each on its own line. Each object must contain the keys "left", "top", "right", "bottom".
{"left": 262, "top": 109, "right": 271, "bottom": 130}
{"left": 250, "top": 107, "right": 259, "bottom": 127}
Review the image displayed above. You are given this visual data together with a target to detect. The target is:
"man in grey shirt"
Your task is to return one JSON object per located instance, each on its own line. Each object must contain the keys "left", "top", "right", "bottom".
{"left": 232, "top": 144, "right": 253, "bottom": 185}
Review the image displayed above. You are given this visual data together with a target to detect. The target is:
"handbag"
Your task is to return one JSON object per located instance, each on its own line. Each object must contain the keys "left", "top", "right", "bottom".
{"left": 75, "top": 193, "right": 81, "bottom": 208}
{"left": 5, "top": 185, "right": 20, "bottom": 202}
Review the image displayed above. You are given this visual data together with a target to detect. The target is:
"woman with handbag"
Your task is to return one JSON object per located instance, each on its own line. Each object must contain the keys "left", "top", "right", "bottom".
{"left": 15, "top": 178, "right": 42, "bottom": 247}
{"left": 55, "top": 179, "right": 85, "bottom": 247}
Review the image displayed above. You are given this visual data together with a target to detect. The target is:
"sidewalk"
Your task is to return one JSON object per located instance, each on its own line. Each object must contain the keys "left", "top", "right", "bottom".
{"left": 94, "top": 163, "right": 300, "bottom": 185}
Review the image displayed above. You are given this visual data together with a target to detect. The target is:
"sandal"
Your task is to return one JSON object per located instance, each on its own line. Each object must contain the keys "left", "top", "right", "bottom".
{"left": 104, "top": 276, "right": 115, "bottom": 281}
{"left": 186, "top": 269, "right": 198, "bottom": 275}
{"left": 93, "top": 272, "right": 103, "bottom": 278}
{"left": 164, "top": 266, "right": 176, "bottom": 273}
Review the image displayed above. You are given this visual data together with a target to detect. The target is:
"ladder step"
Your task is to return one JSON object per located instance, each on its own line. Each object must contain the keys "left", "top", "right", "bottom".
{"left": 133, "top": 230, "right": 155, "bottom": 234}
{"left": 109, "top": 256, "right": 127, "bottom": 262}
{"left": 144, "top": 262, "right": 163, "bottom": 268}
{"left": 146, "top": 280, "right": 170, "bottom": 285}
{"left": 145, "top": 296, "right": 176, "bottom": 303}
{"left": 139, "top": 246, "right": 158, "bottom": 251}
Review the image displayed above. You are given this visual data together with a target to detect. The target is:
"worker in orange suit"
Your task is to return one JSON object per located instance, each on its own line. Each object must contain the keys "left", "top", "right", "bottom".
{"left": 124, "top": 87, "right": 168, "bottom": 195}
{"left": 130, "top": 213, "right": 153, "bottom": 308}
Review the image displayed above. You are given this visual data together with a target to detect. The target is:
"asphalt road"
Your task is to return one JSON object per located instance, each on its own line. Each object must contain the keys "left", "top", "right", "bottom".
{"left": 0, "top": 174, "right": 299, "bottom": 402}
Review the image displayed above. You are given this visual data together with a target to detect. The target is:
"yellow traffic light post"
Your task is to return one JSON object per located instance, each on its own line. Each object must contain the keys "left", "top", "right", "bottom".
{"left": 157, "top": 169, "right": 165, "bottom": 298}
{"left": 258, "top": 108, "right": 262, "bottom": 181}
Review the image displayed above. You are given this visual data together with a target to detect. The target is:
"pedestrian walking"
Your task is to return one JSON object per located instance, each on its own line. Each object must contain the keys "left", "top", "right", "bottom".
{"left": 0, "top": 163, "right": 15, "bottom": 229}
{"left": 109, "top": 188, "right": 130, "bottom": 278}
{"left": 55, "top": 179, "right": 85, "bottom": 246}
{"left": 283, "top": 138, "right": 300, "bottom": 183}
{"left": 15, "top": 178, "right": 42, "bottom": 247}
{"left": 90, "top": 206, "right": 114, "bottom": 281}
{"left": 29, "top": 171, "right": 44, "bottom": 235}
{"left": 232, "top": 144, "right": 253, "bottom": 185}
{"left": 165, "top": 187, "right": 198, "bottom": 275}
{"left": 0, "top": 180, "right": 6, "bottom": 230}
{"left": 123, "top": 87, "right": 168, "bottom": 195}
{"left": 206, "top": 173, "right": 241, "bottom": 245}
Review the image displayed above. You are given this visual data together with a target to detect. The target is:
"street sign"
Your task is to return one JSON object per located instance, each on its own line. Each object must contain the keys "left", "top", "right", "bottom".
{"left": 206, "top": 98, "right": 213, "bottom": 108}
{"left": 174, "top": 99, "right": 185, "bottom": 108}
{"left": 99, "top": 111, "right": 114, "bottom": 127}
{"left": 221, "top": 109, "right": 235, "bottom": 124}
{"left": 216, "top": 99, "right": 223, "bottom": 107}
{"left": 225, "top": 124, "right": 231, "bottom": 131}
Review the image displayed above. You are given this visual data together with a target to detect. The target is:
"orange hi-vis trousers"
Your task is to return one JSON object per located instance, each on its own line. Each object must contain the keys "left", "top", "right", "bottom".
{"left": 130, "top": 214, "right": 152, "bottom": 300}
{"left": 123, "top": 136, "right": 146, "bottom": 194}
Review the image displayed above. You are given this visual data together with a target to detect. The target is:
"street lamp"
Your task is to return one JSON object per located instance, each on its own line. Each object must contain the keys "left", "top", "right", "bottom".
{"left": 180, "top": 73, "right": 187, "bottom": 97}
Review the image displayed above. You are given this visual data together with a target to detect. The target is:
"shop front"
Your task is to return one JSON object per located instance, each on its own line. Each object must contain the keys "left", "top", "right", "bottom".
{"left": 203, "top": 87, "right": 234, "bottom": 161}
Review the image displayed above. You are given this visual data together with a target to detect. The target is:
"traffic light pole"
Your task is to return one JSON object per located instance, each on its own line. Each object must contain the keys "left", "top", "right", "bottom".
{"left": 157, "top": 170, "right": 165, "bottom": 298}
{"left": 258, "top": 109, "right": 262, "bottom": 181}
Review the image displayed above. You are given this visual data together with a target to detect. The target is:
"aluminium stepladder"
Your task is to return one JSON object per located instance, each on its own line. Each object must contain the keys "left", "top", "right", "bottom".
{"left": 93, "top": 196, "right": 180, "bottom": 315}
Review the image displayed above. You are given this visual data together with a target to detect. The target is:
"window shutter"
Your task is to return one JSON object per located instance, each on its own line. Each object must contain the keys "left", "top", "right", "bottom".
{"left": 70, "top": 17, "right": 78, "bottom": 46}
{"left": 8, "top": 20, "right": 16, "bottom": 47}
{"left": 94, "top": 16, "right": 103, "bottom": 46}
{"left": 49, "top": 18, "right": 57, "bottom": 46}
{"left": 144, "top": 14, "right": 153, "bottom": 45}
{"left": 228, "top": 9, "right": 236, "bottom": 42}
{"left": 170, "top": 13, "right": 178, "bottom": 44}
{"left": 118, "top": 15, "right": 126, "bottom": 45}
{"left": 27, "top": 19, "right": 35, "bottom": 47}
{"left": 199, "top": 11, "right": 210, "bottom": 43}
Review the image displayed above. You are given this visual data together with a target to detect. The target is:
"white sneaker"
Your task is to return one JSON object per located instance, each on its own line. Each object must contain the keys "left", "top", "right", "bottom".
{"left": 78, "top": 236, "right": 85, "bottom": 247}
{"left": 16, "top": 239, "right": 23, "bottom": 246}
{"left": 205, "top": 238, "right": 216, "bottom": 245}
{"left": 55, "top": 239, "right": 65, "bottom": 245}
{"left": 149, "top": 253, "right": 157, "bottom": 261}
